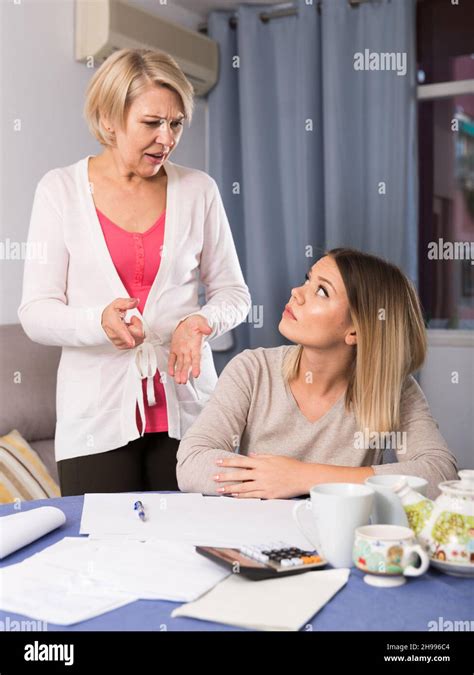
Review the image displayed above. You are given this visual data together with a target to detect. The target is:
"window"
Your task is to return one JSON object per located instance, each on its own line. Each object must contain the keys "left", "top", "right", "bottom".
{"left": 417, "top": 0, "right": 474, "bottom": 329}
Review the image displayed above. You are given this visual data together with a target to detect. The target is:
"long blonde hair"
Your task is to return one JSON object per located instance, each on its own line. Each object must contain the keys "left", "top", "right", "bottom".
{"left": 83, "top": 48, "right": 194, "bottom": 147}
{"left": 282, "top": 248, "right": 427, "bottom": 433}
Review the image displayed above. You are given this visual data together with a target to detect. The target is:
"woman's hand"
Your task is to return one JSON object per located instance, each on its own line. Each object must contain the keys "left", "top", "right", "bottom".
{"left": 168, "top": 315, "right": 212, "bottom": 384}
{"left": 101, "top": 297, "right": 145, "bottom": 350}
{"left": 213, "top": 453, "right": 310, "bottom": 499}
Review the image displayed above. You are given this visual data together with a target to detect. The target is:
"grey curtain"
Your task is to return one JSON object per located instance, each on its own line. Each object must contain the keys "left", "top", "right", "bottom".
{"left": 207, "top": 0, "right": 418, "bottom": 366}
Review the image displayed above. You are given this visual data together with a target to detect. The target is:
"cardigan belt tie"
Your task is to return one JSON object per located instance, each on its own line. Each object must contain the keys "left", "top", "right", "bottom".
{"left": 135, "top": 339, "right": 161, "bottom": 407}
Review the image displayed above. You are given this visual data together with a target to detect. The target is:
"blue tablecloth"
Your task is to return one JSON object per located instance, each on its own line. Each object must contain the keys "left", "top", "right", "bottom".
{"left": 1, "top": 495, "right": 472, "bottom": 631}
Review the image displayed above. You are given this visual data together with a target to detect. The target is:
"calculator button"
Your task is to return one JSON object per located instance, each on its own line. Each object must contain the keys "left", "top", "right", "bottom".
{"left": 240, "top": 547, "right": 257, "bottom": 559}
{"left": 238, "top": 544, "right": 323, "bottom": 568}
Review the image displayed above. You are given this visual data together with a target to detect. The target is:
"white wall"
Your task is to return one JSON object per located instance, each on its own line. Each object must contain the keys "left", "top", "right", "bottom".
{"left": 0, "top": 0, "right": 207, "bottom": 325}
{"left": 419, "top": 331, "right": 474, "bottom": 471}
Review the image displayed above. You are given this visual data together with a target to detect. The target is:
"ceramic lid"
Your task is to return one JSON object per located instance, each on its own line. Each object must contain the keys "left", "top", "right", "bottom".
{"left": 439, "top": 470, "right": 474, "bottom": 498}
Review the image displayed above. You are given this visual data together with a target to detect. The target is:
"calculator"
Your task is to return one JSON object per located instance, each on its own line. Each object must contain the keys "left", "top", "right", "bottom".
{"left": 196, "top": 543, "right": 327, "bottom": 580}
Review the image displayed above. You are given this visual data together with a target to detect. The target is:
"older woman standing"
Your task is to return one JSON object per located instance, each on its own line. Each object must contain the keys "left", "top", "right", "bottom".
{"left": 18, "top": 49, "right": 251, "bottom": 496}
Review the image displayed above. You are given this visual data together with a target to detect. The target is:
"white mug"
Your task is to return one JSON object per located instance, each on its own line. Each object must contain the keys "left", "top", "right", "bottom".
{"left": 365, "top": 475, "right": 428, "bottom": 526}
{"left": 293, "top": 483, "right": 374, "bottom": 568}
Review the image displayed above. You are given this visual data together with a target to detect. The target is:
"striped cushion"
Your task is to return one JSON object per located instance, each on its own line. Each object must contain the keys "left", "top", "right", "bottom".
{"left": 0, "top": 429, "right": 60, "bottom": 503}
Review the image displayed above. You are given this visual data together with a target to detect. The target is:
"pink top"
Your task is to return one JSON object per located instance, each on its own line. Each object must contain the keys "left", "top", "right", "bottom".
{"left": 97, "top": 208, "right": 168, "bottom": 434}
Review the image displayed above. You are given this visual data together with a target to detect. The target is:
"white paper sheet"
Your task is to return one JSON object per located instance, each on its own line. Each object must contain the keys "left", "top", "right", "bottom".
{"left": 80, "top": 493, "right": 313, "bottom": 549}
{"left": 172, "top": 568, "right": 351, "bottom": 631}
{"left": 0, "top": 534, "right": 230, "bottom": 624}
{"left": 36, "top": 536, "right": 230, "bottom": 601}
{"left": 0, "top": 507, "right": 66, "bottom": 559}
{"left": 80, "top": 493, "right": 203, "bottom": 537}
{"left": 0, "top": 557, "right": 136, "bottom": 625}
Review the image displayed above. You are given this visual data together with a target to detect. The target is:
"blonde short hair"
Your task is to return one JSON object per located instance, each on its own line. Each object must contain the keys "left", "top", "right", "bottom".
{"left": 83, "top": 48, "right": 194, "bottom": 146}
{"left": 282, "top": 248, "right": 427, "bottom": 434}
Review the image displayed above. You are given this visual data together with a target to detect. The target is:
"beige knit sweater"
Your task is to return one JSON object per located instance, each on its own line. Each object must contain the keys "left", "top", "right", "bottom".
{"left": 177, "top": 345, "right": 458, "bottom": 499}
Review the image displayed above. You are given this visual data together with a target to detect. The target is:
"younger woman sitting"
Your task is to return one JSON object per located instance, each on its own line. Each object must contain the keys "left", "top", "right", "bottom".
{"left": 177, "top": 248, "right": 458, "bottom": 499}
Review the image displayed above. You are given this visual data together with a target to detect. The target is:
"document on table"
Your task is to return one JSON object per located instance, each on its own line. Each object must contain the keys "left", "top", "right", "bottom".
{"left": 0, "top": 556, "right": 136, "bottom": 625}
{"left": 172, "top": 568, "right": 351, "bottom": 631}
{"left": 80, "top": 493, "right": 313, "bottom": 549}
{"left": 0, "top": 536, "right": 230, "bottom": 625}
{"left": 80, "top": 493, "right": 204, "bottom": 538}
{"left": 36, "top": 536, "right": 230, "bottom": 601}
{"left": 0, "top": 507, "right": 66, "bottom": 559}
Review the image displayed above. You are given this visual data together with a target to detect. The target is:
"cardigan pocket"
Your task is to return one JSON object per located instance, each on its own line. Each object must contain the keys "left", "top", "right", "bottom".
{"left": 56, "top": 374, "right": 100, "bottom": 420}
{"left": 178, "top": 399, "right": 206, "bottom": 437}
{"left": 175, "top": 374, "right": 202, "bottom": 402}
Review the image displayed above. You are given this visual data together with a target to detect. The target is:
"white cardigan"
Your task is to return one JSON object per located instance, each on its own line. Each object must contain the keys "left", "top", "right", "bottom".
{"left": 18, "top": 155, "right": 251, "bottom": 462}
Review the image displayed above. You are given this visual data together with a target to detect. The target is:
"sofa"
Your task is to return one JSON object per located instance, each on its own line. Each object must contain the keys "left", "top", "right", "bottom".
{"left": 0, "top": 324, "right": 60, "bottom": 484}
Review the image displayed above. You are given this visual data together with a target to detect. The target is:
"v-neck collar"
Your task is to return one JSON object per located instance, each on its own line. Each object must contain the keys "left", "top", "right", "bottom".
{"left": 80, "top": 154, "right": 177, "bottom": 324}
{"left": 281, "top": 347, "right": 346, "bottom": 427}
{"left": 96, "top": 207, "right": 166, "bottom": 237}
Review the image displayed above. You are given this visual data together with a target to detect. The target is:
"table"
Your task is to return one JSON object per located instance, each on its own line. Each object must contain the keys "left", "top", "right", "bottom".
{"left": 1, "top": 495, "right": 472, "bottom": 632}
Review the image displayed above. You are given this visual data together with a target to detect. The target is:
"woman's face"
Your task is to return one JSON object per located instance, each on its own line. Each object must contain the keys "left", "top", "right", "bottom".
{"left": 106, "top": 84, "right": 185, "bottom": 178}
{"left": 278, "top": 255, "right": 356, "bottom": 349}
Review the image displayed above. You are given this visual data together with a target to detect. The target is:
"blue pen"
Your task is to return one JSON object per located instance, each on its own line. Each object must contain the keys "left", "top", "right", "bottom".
{"left": 134, "top": 500, "right": 146, "bottom": 522}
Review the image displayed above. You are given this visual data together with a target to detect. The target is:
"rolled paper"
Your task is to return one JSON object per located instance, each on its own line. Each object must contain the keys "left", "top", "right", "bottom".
{"left": 0, "top": 507, "right": 66, "bottom": 559}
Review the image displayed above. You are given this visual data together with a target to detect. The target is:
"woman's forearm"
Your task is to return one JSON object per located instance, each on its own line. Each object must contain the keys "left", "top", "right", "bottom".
{"left": 301, "top": 462, "right": 375, "bottom": 492}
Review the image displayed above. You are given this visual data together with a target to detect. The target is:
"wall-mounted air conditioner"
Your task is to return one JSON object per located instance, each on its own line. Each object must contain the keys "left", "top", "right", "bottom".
{"left": 75, "top": 0, "right": 219, "bottom": 96}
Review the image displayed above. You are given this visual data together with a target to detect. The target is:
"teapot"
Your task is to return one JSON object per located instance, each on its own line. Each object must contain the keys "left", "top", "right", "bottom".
{"left": 392, "top": 470, "right": 474, "bottom": 577}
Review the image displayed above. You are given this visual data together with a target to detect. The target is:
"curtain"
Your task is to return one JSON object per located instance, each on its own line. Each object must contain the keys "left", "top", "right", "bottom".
{"left": 207, "top": 0, "right": 417, "bottom": 366}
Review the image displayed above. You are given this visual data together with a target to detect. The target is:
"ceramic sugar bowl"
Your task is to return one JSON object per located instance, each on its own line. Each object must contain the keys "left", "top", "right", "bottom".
{"left": 392, "top": 470, "right": 474, "bottom": 577}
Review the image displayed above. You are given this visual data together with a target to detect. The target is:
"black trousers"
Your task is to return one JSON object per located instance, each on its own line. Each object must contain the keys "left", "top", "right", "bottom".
{"left": 57, "top": 432, "right": 179, "bottom": 496}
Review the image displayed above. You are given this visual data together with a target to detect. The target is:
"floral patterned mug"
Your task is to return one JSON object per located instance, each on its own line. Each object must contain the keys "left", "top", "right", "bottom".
{"left": 353, "top": 524, "right": 430, "bottom": 587}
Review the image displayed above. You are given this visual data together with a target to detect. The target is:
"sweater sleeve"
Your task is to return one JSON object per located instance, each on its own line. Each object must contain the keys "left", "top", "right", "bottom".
{"left": 371, "top": 376, "right": 459, "bottom": 499}
{"left": 177, "top": 349, "right": 255, "bottom": 494}
{"left": 177, "top": 179, "right": 251, "bottom": 342}
{"left": 17, "top": 178, "right": 111, "bottom": 348}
